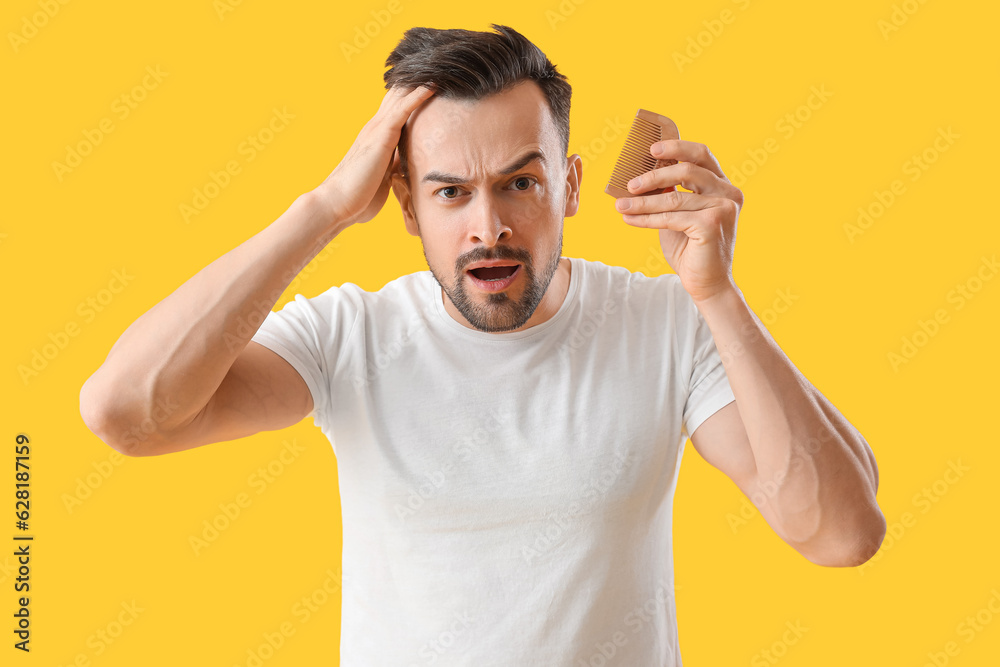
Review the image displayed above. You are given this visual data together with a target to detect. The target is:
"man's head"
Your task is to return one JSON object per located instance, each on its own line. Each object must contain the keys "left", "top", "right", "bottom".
{"left": 385, "top": 25, "right": 582, "bottom": 333}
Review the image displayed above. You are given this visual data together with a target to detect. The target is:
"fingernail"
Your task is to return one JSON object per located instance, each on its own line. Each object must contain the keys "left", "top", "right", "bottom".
{"left": 627, "top": 177, "right": 641, "bottom": 189}
{"left": 651, "top": 143, "right": 664, "bottom": 156}
{"left": 617, "top": 198, "right": 632, "bottom": 211}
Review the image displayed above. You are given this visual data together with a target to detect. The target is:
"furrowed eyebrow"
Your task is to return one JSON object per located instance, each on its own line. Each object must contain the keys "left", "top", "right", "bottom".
{"left": 421, "top": 150, "right": 545, "bottom": 185}
{"left": 500, "top": 150, "right": 545, "bottom": 175}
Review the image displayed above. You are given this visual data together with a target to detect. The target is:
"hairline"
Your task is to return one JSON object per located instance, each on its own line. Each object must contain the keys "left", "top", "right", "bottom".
{"left": 402, "top": 80, "right": 568, "bottom": 183}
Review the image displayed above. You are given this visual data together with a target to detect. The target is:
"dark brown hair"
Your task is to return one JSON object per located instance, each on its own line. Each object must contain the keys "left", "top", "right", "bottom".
{"left": 384, "top": 24, "right": 572, "bottom": 179}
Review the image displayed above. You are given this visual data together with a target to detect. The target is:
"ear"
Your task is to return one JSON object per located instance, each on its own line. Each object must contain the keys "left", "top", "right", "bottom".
{"left": 563, "top": 153, "right": 583, "bottom": 217}
{"left": 391, "top": 170, "right": 420, "bottom": 237}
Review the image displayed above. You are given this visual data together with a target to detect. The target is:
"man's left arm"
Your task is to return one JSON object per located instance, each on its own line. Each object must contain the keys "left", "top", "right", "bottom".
{"left": 616, "top": 139, "right": 886, "bottom": 567}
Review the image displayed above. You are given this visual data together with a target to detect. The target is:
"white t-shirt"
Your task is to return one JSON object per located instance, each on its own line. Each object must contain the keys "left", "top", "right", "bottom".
{"left": 250, "top": 256, "right": 735, "bottom": 666}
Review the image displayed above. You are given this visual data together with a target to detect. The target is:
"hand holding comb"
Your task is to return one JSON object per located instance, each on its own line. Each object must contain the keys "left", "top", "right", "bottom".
{"left": 605, "top": 110, "right": 680, "bottom": 199}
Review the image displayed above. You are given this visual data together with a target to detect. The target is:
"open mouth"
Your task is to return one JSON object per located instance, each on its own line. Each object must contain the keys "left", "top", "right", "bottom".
{"left": 465, "top": 263, "right": 522, "bottom": 292}
{"left": 468, "top": 265, "right": 519, "bottom": 281}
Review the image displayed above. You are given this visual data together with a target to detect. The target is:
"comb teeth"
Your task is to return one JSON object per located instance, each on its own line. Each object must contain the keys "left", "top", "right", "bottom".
{"left": 605, "top": 109, "right": 680, "bottom": 199}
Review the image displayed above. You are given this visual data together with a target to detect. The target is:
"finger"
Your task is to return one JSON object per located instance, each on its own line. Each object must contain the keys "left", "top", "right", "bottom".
{"left": 394, "top": 84, "right": 437, "bottom": 111}
{"left": 615, "top": 189, "right": 717, "bottom": 215}
{"left": 627, "top": 161, "right": 738, "bottom": 199}
{"left": 649, "top": 139, "right": 729, "bottom": 182}
{"left": 378, "top": 83, "right": 434, "bottom": 110}
{"left": 621, "top": 209, "right": 706, "bottom": 231}
{"left": 377, "top": 85, "right": 436, "bottom": 130}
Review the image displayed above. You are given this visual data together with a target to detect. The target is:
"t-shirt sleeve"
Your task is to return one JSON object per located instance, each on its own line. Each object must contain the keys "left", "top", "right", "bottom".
{"left": 679, "top": 289, "right": 736, "bottom": 441}
{"left": 249, "top": 288, "right": 359, "bottom": 430}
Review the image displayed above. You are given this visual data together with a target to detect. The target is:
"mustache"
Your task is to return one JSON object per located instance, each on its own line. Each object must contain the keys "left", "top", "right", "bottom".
{"left": 455, "top": 246, "right": 532, "bottom": 274}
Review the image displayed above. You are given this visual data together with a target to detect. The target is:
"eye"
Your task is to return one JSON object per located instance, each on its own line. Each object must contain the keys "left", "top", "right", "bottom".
{"left": 510, "top": 176, "right": 536, "bottom": 191}
{"left": 436, "top": 186, "right": 460, "bottom": 199}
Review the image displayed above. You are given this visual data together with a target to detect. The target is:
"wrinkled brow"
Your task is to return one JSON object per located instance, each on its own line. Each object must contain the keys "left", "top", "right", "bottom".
{"left": 421, "top": 150, "right": 545, "bottom": 184}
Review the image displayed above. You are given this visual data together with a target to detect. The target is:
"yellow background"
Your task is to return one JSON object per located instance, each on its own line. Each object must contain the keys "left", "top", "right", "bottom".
{"left": 3, "top": 0, "right": 998, "bottom": 664}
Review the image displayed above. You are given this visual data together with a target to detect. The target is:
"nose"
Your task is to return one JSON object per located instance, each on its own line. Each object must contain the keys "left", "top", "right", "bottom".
{"left": 466, "top": 193, "right": 511, "bottom": 247}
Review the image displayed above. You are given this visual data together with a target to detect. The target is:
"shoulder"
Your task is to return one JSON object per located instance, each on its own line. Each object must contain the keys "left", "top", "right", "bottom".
{"left": 303, "top": 270, "right": 431, "bottom": 308}
{"left": 571, "top": 256, "right": 685, "bottom": 305}
{"left": 353, "top": 270, "right": 435, "bottom": 318}
{"left": 300, "top": 271, "right": 438, "bottom": 339}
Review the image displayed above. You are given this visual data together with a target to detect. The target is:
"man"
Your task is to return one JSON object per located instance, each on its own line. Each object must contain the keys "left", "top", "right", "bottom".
{"left": 80, "top": 24, "right": 885, "bottom": 666}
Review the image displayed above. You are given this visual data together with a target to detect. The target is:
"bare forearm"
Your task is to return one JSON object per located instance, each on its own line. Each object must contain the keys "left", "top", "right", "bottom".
{"left": 695, "top": 286, "right": 884, "bottom": 560}
{"left": 81, "top": 190, "right": 340, "bottom": 442}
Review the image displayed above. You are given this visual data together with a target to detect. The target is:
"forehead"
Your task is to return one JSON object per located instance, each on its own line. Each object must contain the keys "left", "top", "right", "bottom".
{"left": 405, "top": 80, "right": 560, "bottom": 178}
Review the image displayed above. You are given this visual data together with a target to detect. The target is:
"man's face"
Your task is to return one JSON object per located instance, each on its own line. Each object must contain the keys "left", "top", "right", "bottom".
{"left": 392, "top": 80, "right": 581, "bottom": 333}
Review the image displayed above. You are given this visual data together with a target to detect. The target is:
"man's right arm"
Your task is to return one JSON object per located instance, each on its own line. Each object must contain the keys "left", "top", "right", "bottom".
{"left": 79, "top": 84, "right": 436, "bottom": 456}
{"left": 79, "top": 192, "right": 335, "bottom": 457}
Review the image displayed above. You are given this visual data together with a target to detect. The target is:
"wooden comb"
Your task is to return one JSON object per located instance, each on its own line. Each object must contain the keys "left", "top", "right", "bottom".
{"left": 605, "top": 109, "right": 680, "bottom": 198}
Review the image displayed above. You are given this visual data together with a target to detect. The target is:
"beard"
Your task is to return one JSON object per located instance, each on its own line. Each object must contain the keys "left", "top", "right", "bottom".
{"left": 422, "top": 226, "right": 564, "bottom": 333}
